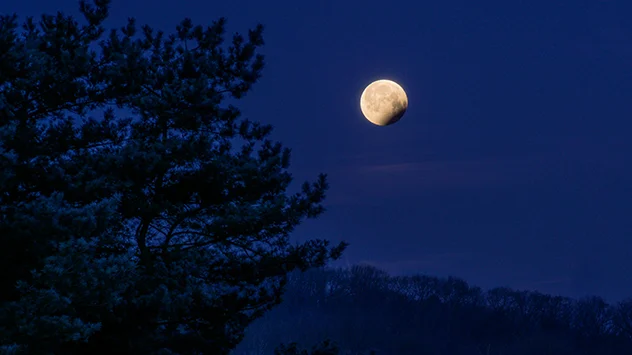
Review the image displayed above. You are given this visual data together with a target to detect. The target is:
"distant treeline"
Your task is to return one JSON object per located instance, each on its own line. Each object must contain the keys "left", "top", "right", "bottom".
{"left": 234, "top": 265, "right": 632, "bottom": 355}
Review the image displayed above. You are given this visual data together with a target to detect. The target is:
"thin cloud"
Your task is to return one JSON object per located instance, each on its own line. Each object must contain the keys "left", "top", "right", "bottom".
{"left": 323, "top": 134, "right": 632, "bottom": 207}
{"left": 357, "top": 159, "right": 522, "bottom": 182}
{"left": 324, "top": 156, "right": 550, "bottom": 206}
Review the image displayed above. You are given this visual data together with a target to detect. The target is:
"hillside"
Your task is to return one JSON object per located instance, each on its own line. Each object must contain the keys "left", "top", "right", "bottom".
{"left": 234, "top": 265, "right": 632, "bottom": 355}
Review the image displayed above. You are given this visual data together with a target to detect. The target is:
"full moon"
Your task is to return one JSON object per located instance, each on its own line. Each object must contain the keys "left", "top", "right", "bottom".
{"left": 360, "top": 79, "right": 408, "bottom": 126}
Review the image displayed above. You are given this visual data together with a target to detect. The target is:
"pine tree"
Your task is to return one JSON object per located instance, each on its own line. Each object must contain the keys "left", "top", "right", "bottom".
{"left": 0, "top": 1, "right": 347, "bottom": 353}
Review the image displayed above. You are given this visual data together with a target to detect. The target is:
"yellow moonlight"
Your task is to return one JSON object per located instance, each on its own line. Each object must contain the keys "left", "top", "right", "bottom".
{"left": 360, "top": 79, "right": 408, "bottom": 126}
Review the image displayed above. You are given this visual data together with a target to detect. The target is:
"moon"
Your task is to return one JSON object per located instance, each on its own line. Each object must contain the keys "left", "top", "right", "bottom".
{"left": 360, "top": 79, "right": 408, "bottom": 126}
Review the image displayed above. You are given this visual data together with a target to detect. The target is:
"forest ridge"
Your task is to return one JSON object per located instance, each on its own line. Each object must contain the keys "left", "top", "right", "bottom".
{"left": 235, "top": 265, "right": 632, "bottom": 355}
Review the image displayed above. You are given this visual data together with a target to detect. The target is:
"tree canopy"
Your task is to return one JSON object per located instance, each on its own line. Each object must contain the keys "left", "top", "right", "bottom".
{"left": 236, "top": 265, "right": 632, "bottom": 355}
{"left": 0, "top": 1, "right": 346, "bottom": 353}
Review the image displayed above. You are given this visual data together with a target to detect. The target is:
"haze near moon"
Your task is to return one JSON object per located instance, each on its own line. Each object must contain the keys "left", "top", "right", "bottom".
{"left": 360, "top": 79, "right": 408, "bottom": 126}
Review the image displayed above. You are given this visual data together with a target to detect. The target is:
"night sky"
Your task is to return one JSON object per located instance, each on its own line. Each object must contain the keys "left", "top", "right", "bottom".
{"left": 5, "top": 0, "right": 632, "bottom": 302}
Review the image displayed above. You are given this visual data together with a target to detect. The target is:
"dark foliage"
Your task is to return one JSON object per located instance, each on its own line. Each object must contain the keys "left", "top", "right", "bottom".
{"left": 0, "top": 1, "right": 346, "bottom": 353}
{"left": 235, "top": 265, "right": 632, "bottom": 355}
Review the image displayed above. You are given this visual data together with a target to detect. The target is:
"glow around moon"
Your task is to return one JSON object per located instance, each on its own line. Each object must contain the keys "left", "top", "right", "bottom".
{"left": 360, "top": 79, "right": 408, "bottom": 126}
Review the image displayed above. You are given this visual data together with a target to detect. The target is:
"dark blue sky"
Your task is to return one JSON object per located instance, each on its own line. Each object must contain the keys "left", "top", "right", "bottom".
{"left": 6, "top": 0, "right": 632, "bottom": 302}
